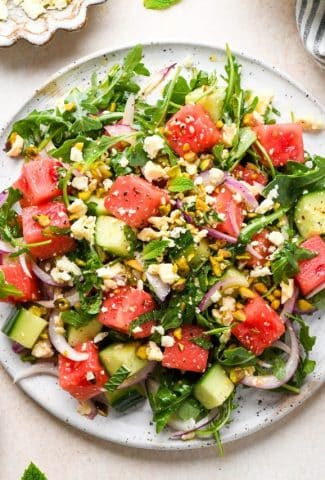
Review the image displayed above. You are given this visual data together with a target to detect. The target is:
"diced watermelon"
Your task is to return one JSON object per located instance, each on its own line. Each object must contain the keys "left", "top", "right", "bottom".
{"left": 162, "top": 325, "right": 209, "bottom": 373}
{"left": 0, "top": 263, "right": 39, "bottom": 302}
{"left": 254, "top": 123, "right": 304, "bottom": 167}
{"left": 246, "top": 229, "right": 272, "bottom": 268}
{"left": 295, "top": 235, "right": 325, "bottom": 296}
{"left": 104, "top": 175, "right": 169, "bottom": 228}
{"left": 98, "top": 286, "right": 156, "bottom": 338}
{"left": 22, "top": 201, "right": 75, "bottom": 259}
{"left": 232, "top": 296, "right": 285, "bottom": 356}
{"left": 59, "top": 341, "right": 108, "bottom": 401}
{"left": 233, "top": 163, "right": 268, "bottom": 186}
{"left": 165, "top": 104, "right": 221, "bottom": 156}
{"left": 13, "top": 158, "right": 62, "bottom": 206}
{"left": 213, "top": 185, "right": 244, "bottom": 237}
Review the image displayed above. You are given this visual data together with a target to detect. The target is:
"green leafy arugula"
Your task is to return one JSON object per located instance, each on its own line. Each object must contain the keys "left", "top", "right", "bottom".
{"left": 191, "top": 335, "right": 213, "bottom": 350}
{"left": 168, "top": 176, "right": 194, "bottom": 192}
{"left": 0, "top": 270, "right": 23, "bottom": 299}
{"left": 238, "top": 207, "right": 287, "bottom": 244}
{"left": 144, "top": 0, "right": 181, "bottom": 9}
{"left": 309, "top": 289, "right": 325, "bottom": 309}
{"left": 0, "top": 187, "right": 22, "bottom": 245}
{"left": 21, "top": 462, "right": 47, "bottom": 480}
{"left": 61, "top": 309, "right": 96, "bottom": 328}
{"left": 216, "top": 346, "right": 257, "bottom": 367}
{"left": 168, "top": 230, "right": 194, "bottom": 260}
{"left": 141, "top": 240, "right": 170, "bottom": 261}
{"left": 271, "top": 241, "right": 316, "bottom": 284}
{"left": 104, "top": 366, "right": 130, "bottom": 392}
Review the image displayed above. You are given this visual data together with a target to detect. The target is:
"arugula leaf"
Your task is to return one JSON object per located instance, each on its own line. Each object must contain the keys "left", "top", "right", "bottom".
{"left": 288, "top": 314, "right": 316, "bottom": 353}
{"left": 0, "top": 187, "right": 22, "bottom": 245}
{"left": 222, "top": 45, "right": 242, "bottom": 122}
{"left": 263, "top": 156, "right": 325, "bottom": 208}
{"left": 149, "top": 65, "right": 182, "bottom": 126}
{"left": 216, "top": 346, "right": 257, "bottom": 367}
{"left": 238, "top": 208, "right": 287, "bottom": 244}
{"left": 191, "top": 335, "right": 213, "bottom": 350}
{"left": 142, "top": 240, "right": 170, "bottom": 261}
{"left": 126, "top": 141, "right": 149, "bottom": 167}
{"left": 0, "top": 270, "right": 23, "bottom": 299}
{"left": 309, "top": 289, "right": 325, "bottom": 309}
{"left": 144, "top": 0, "right": 181, "bottom": 9}
{"left": 271, "top": 356, "right": 286, "bottom": 380}
{"left": 104, "top": 366, "right": 130, "bottom": 392}
{"left": 61, "top": 309, "right": 95, "bottom": 328}
{"left": 21, "top": 462, "right": 47, "bottom": 480}
{"left": 168, "top": 176, "right": 194, "bottom": 192}
{"left": 168, "top": 230, "right": 194, "bottom": 260}
{"left": 229, "top": 128, "right": 256, "bottom": 167}
{"left": 271, "top": 242, "right": 316, "bottom": 284}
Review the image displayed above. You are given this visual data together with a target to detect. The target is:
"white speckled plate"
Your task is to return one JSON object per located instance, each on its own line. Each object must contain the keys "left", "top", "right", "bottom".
{"left": 0, "top": 43, "right": 324, "bottom": 450}
{"left": 0, "top": 0, "right": 107, "bottom": 47}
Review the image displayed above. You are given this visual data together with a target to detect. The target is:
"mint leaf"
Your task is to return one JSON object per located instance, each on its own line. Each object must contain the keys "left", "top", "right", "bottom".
{"left": 141, "top": 240, "right": 169, "bottom": 261}
{"left": 21, "top": 462, "right": 47, "bottom": 480}
{"left": 104, "top": 366, "right": 130, "bottom": 392}
{"left": 144, "top": 0, "right": 181, "bottom": 9}
{"left": 271, "top": 242, "right": 316, "bottom": 285}
{"left": 168, "top": 176, "right": 194, "bottom": 192}
{"left": 191, "top": 335, "right": 213, "bottom": 350}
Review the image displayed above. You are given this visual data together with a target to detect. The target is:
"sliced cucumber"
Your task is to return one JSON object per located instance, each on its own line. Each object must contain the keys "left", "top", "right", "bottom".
{"left": 87, "top": 196, "right": 107, "bottom": 216}
{"left": 2, "top": 308, "right": 48, "bottom": 349}
{"left": 105, "top": 384, "right": 146, "bottom": 412}
{"left": 184, "top": 239, "right": 210, "bottom": 267}
{"left": 99, "top": 342, "right": 149, "bottom": 376}
{"left": 67, "top": 318, "right": 102, "bottom": 347}
{"left": 294, "top": 191, "right": 325, "bottom": 239}
{"left": 222, "top": 267, "right": 249, "bottom": 288}
{"left": 194, "top": 364, "right": 234, "bottom": 409}
{"left": 95, "top": 216, "right": 136, "bottom": 257}
{"left": 186, "top": 86, "right": 226, "bottom": 122}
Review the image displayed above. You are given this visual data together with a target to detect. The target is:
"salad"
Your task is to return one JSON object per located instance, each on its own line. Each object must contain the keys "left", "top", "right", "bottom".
{"left": 1, "top": 45, "right": 324, "bottom": 452}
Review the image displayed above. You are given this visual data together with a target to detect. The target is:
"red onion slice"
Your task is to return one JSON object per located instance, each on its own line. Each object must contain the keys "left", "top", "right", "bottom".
{"left": 199, "top": 276, "right": 247, "bottom": 312}
{"left": 146, "top": 271, "right": 170, "bottom": 301}
{"left": 19, "top": 254, "right": 32, "bottom": 278}
{"left": 272, "top": 340, "right": 291, "bottom": 355}
{"left": 0, "top": 191, "right": 8, "bottom": 207}
{"left": 206, "top": 228, "right": 237, "bottom": 244}
{"left": 241, "top": 321, "right": 299, "bottom": 389}
{"left": 31, "top": 261, "right": 60, "bottom": 286}
{"left": 0, "top": 240, "right": 17, "bottom": 254}
{"left": 14, "top": 363, "right": 58, "bottom": 383}
{"left": 122, "top": 94, "right": 135, "bottom": 126}
{"left": 49, "top": 312, "right": 88, "bottom": 362}
{"left": 246, "top": 244, "right": 263, "bottom": 260}
{"left": 225, "top": 176, "right": 258, "bottom": 211}
{"left": 118, "top": 362, "right": 156, "bottom": 389}
{"left": 306, "top": 282, "right": 325, "bottom": 299}
{"left": 280, "top": 285, "right": 299, "bottom": 322}
{"left": 104, "top": 124, "right": 137, "bottom": 146}
{"left": 169, "top": 408, "right": 219, "bottom": 439}
{"left": 227, "top": 201, "right": 240, "bottom": 237}
{"left": 139, "top": 63, "right": 176, "bottom": 98}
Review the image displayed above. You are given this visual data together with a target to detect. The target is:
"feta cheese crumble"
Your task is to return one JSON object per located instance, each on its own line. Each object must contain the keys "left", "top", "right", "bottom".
{"left": 267, "top": 231, "right": 285, "bottom": 247}
{"left": 143, "top": 135, "right": 165, "bottom": 159}
{"left": 142, "top": 161, "right": 167, "bottom": 183}
{"left": 71, "top": 175, "right": 89, "bottom": 191}
{"left": 250, "top": 266, "right": 272, "bottom": 277}
{"left": 71, "top": 215, "right": 96, "bottom": 244}
{"left": 68, "top": 199, "right": 88, "bottom": 219}
{"left": 147, "top": 263, "right": 180, "bottom": 285}
{"left": 255, "top": 186, "right": 279, "bottom": 214}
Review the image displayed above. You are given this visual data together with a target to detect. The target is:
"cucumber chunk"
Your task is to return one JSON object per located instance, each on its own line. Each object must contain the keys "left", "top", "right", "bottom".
{"left": 105, "top": 384, "right": 146, "bottom": 412}
{"left": 87, "top": 196, "right": 107, "bottom": 216}
{"left": 294, "top": 191, "right": 325, "bottom": 239}
{"left": 186, "top": 86, "right": 226, "bottom": 122}
{"left": 99, "top": 342, "right": 149, "bottom": 376}
{"left": 223, "top": 267, "right": 249, "bottom": 288}
{"left": 184, "top": 239, "right": 210, "bottom": 267}
{"left": 194, "top": 364, "right": 234, "bottom": 409}
{"left": 2, "top": 308, "right": 48, "bottom": 349}
{"left": 67, "top": 318, "right": 102, "bottom": 347}
{"left": 95, "top": 216, "right": 136, "bottom": 257}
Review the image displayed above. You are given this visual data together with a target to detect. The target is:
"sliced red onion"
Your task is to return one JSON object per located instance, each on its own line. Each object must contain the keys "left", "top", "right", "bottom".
{"left": 306, "top": 282, "right": 325, "bottom": 299}
{"left": 199, "top": 277, "right": 246, "bottom": 312}
{"left": 241, "top": 320, "right": 299, "bottom": 389}
{"left": 122, "top": 94, "right": 135, "bottom": 126}
{"left": 0, "top": 191, "right": 8, "bottom": 207}
{"left": 169, "top": 408, "right": 219, "bottom": 439}
{"left": 12, "top": 341, "right": 28, "bottom": 354}
{"left": 31, "top": 261, "right": 60, "bottom": 286}
{"left": 49, "top": 312, "right": 88, "bottom": 362}
{"left": 227, "top": 201, "right": 240, "bottom": 237}
{"left": 13, "top": 363, "right": 58, "bottom": 383}
{"left": 139, "top": 63, "right": 176, "bottom": 98}
{"left": 197, "top": 169, "right": 225, "bottom": 187}
{"left": 246, "top": 244, "right": 263, "bottom": 260}
{"left": 19, "top": 254, "right": 32, "bottom": 278}
{"left": 146, "top": 271, "right": 170, "bottom": 301}
{"left": 257, "top": 360, "right": 273, "bottom": 369}
{"left": 206, "top": 228, "right": 237, "bottom": 244}
{"left": 118, "top": 362, "right": 156, "bottom": 389}
{"left": 0, "top": 240, "right": 17, "bottom": 254}
{"left": 225, "top": 176, "right": 258, "bottom": 210}
{"left": 272, "top": 340, "right": 291, "bottom": 355}
{"left": 104, "top": 123, "right": 137, "bottom": 147}
{"left": 280, "top": 286, "right": 299, "bottom": 322}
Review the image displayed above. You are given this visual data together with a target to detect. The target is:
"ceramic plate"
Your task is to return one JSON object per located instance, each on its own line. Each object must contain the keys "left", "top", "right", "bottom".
{"left": 0, "top": 0, "right": 107, "bottom": 47}
{"left": 0, "top": 43, "right": 324, "bottom": 450}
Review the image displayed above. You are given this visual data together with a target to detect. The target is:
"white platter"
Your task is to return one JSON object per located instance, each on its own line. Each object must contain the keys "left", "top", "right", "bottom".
{"left": 0, "top": 43, "right": 324, "bottom": 450}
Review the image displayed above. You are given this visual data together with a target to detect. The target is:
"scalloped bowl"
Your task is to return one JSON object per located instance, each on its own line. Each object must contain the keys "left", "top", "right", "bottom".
{"left": 0, "top": 0, "right": 107, "bottom": 47}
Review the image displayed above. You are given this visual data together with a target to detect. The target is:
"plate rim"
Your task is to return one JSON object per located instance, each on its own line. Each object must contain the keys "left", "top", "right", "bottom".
{"left": 0, "top": 40, "right": 324, "bottom": 450}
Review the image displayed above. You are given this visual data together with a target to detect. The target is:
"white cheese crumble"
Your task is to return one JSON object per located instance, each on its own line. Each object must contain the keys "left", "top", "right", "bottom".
{"left": 7, "top": 134, "right": 24, "bottom": 157}
{"left": 280, "top": 279, "right": 294, "bottom": 304}
{"left": 119, "top": 156, "right": 129, "bottom": 168}
{"left": 250, "top": 266, "right": 272, "bottom": 277}
{"left": 103, "top": 178, "right": 113, "bottom": 191}
{"left": 137, "top": 228, "right": 164, "bottom": 242}
{"left": 51, "top": 256, "right": 81, "bottom": 285}
{"left": 71, "top": 175, "right": 89, "bottom": 191}
{"left": 70, "top": 146, "right": 84, "bottom": 163}
{"left": 147, "top": 263, "right": 180, "bottom": 285}
{"left": 143, "top": 135, "right": 165, "bottom": 159}
{"left": 161, "top": 335, "right": 175, "bottom": 348}
{"left": 221, "top": 123, "right": 237, "bottom": 147}
{"left": 132, "top": 326, "right": 143, "bottom": 334}
{"left": 220, "top": 296, "right": 236, "bottom": 313}
{"left": 210, "top": 290, "right": 221, "bottom": 303}
{"left": 255, "top": 186, "right": 279, "bottom": 214}
{"left": 68, "top": 199, "right": 87, "bottom": 219}
{"left": 267, "top": 231, "right": 285, "bottom": 247}
{"left": 151, "top": 325, "right": 165, "bottom": 336}
{"left": 97, "top": 263, "right": 127, "bottom": 291}
{"left": 71, "top": 215, "right": 96, "bottom": 244}
{"left": 142, "top": 161, "right": 167, "bottom": 183}
{"left": 146, "top": 341, "right": 163, "bottom": 362}
{"left": 31, "top": 339, "right": 54, "bottom": 359}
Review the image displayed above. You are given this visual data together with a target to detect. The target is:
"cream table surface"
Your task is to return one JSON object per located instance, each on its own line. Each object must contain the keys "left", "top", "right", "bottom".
{"left": 0, "top": 0, "right": 324, "bottom": 479}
